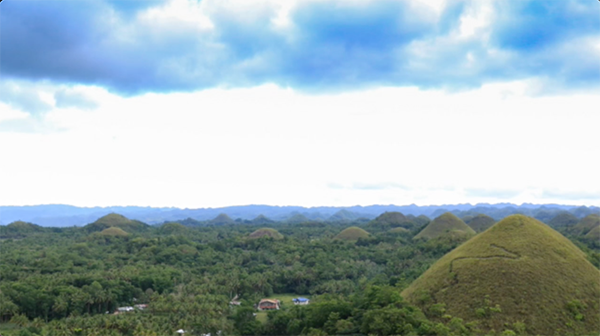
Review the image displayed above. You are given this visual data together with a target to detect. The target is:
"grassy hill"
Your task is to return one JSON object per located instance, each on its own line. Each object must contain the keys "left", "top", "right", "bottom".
{"left": 334, "top": 227, "right": 369, "bottom": 241}
{"left": 389, "top": 227, "right": 409, "bottom": 234}
{"left": 414, "top": 212, "right": 475, "bottom": 240}
{"left": 402, "top": 215, "right": 600, "bottom": 335}
{"left": 464, "top": 214, "right": 496, "bottom": 233}
{"left": 210, "top": 213, "right": 235, "bottom": 225}
{"left": 586, "top": 225, "right": 600, "bottom": 240}
{"left": 251, "top": 215, "right": 275, "bottom": 225}
{"left": 368, "top": 211, "right": 412, "bottom": 229}
{"left": 248, "top": 228, "right": 284, "bottom": 240}
{"left": 548, "top": 211, "right": 579, "bottom": 228}
{"left": 98, "top": 227, "right": 129, "bottom": 237}
{"left": 158, "top": 222, "right": 189, "bottom": 235}
{"left": 573, "top": 214, "right": 600, "bottom": 235}
{"left": 286, "top": 213, "right": 310, "bottom": 224}
{"left": 0, "top": 221, "right": 45, "bottom": 238}
{"left": 85, "top": 213, "right": 148, "bottom": 233}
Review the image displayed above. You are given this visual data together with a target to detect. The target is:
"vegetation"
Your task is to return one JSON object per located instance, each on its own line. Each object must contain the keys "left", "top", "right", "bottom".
{"left": 97, "top": 227, "right": 129, "bottom": 237}
{"left": 334, "top": 227, "right": 370, "bottom": 241}
{"left": 414, "top": 212, "right": 475, "bottom": 240}
{"left": 548, "top": 211, "right": 579, "bottom": 228}
{"left": 0, "top": 212, "right": 598, "bottom": 336}
{"left": 463, "top": 214, "right": 496, "bottom": 233}
{"left": 402, "top": 215, "right": 600, "bottom": 335}
{"left": 572, "top": 214, "right": 600, "bottom": 236}
{"left": 248, "top": 228, "right": 284, "bottom": 240}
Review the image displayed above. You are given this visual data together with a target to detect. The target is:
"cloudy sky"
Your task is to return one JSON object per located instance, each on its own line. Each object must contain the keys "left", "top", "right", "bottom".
{"left": 0, "top": 0, "right": 599, "bottom": 208}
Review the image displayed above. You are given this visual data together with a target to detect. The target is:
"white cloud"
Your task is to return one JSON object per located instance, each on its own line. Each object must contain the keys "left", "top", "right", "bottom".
{"left": 0, "top": 81, "right": 598, "bottom": 207}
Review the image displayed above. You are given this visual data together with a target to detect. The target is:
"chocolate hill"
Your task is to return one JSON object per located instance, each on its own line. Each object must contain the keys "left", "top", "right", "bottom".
{"left": 414, "top": 212, "right": 475, "bottom": 240}
{"left": 464, "top": 214, "right": 496, "bottom": 233}
{"left": 248, "top": 228, "right": 283, "bottom": 240}
{"left": 334, "top": 227, "right": 370, "bottom": 241}
{"left": 402, "top": 215, "right": 600, "bottom": 335}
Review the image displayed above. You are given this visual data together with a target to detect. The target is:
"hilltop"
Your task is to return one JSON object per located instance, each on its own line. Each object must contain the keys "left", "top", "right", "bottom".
{"left": 414, "top": 212, "right": 475, "bottom": 240}
{"left": 464, "top": 214, "right": 495, "bottom": 233}
{"left": 402, "top": 215, "right": 600, "bottom": 335}
{"left": 368, "top": 211, "right": 412, "bottom": 229}
{"left": 334, "top": 227, "right": 370, "bottom": 241}
{"left": 548, "top": 211, "right": 579, "bottom": 228}
{"left": 2, "top": 203, "right": 598, "bottom": 227}
{"left": 572, "top": 214, "right": 600, "bottom": 236}
{"left": 210, "top": 213, "right": 235, "bottom": 225}
{"left": 84, "top": 213, "right": 148, "bottom": 233}
{"left": 248, "top": 228, "right": 283, "bottom": 240}
{"left": 98, "top": 227, "right": 129, "bottom": 237}
{"left": 251, "top": 215, "right": 275, "bottom": 225}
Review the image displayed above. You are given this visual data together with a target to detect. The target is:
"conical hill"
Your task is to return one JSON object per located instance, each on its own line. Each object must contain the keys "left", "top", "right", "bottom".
{"left": 98, "top": 227, "right": 129, "bottom": 237}
{"left": 573, "top": 214, "right": 600, "bottom": 235}
{"left": 464, "top": 214, "right": 495, "bottom": 233}
{"left": 248, "top": 228, "right": 283, "bottom": 240}
{"left": 85, "top": 213, "right": 148, "bottom": 233}
{"left": 414, "top": 212, "right": 475, "bottom": 240}
{"left": 586, "top": 225, "right": 600, "bottom": 240}
{"left": 402, "top": 215, "right": 600, "bottom": 335}
{"left": 548, "top": 211, "right": 579, "bottom": 228}
{"left": 334, "top": 227, "right": 369, "bottom": 241}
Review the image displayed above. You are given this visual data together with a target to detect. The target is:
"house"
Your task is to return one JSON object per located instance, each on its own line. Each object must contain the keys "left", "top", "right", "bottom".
{"left": 257, "top": 299, "right": 280, "bottom": 310}
{"left": 293, "top": 297, "right": 310, "bottom": 305}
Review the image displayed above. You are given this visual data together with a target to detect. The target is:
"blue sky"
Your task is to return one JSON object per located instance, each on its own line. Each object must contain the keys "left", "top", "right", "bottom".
{"left": 0, "top": 0, "right": 599, "bottom": 207}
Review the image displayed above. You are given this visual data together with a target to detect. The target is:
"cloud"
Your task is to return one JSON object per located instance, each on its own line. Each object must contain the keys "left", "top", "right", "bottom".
{"left": 464, "top": 188, "right": 522, "bottom": 199}
{"left": 0, "top": 0, "right": 598, "bottom": 98}
{"left": 54, "top": 89, "right": 99, "bottom": 109}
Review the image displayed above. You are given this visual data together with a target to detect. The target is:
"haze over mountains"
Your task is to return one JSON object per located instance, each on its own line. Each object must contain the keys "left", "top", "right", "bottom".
{"left": 1, "top": 203, "right": 599, "bottom": 227}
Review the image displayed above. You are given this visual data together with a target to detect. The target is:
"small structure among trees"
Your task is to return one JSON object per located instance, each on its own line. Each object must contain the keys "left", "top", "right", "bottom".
{"left": 293, "top": 297, "right": 309, "bottom": 305}
{"left": 257, "top": 299, "right": 280, "bottom": 310}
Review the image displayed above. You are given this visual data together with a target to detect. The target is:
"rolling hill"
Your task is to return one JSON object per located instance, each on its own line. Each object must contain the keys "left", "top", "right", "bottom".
{"left": 334, "top": 227, "right": 370, "bottom": 241}
{"left": 414, "top": 212, "right": 475, "bottom": 240}
{"left": 402, "top": 215, "right": 600, "bottom": 335}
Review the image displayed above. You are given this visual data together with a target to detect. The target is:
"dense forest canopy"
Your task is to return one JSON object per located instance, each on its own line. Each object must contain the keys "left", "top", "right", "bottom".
{"left": 0, "top": 210, "right": 599, "bottom": 336}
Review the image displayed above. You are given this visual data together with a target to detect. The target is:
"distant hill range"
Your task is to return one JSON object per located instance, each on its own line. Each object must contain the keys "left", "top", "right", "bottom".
{"left": 0, "top": 203, "right": 598, "bottom": 227}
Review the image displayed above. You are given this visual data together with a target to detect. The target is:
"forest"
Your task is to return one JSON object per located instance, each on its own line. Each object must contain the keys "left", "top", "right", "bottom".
{"left": 0, "top": 211, "right": 598, "bottom": 336}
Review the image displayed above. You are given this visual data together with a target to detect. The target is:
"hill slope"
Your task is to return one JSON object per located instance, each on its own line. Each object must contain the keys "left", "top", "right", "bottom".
{"left": 402, "top": 215, "right": 600, "bottom": 335}
{"left": 573, "top": 214, "right": 600, "bottom": 235}
{"left": 248, "top": 228, "right": 283, "bottom": 240}
{"left": 414, "top": 212, "right": 475, "bottom": 240}
{"left": 548, "top": 211, "right": 579, "bottom": 228}
{"left": 85, "top": 213, "right": 148, "bottom": 233}
{"left": 464, "top": 214, "right": 496, "bottom": 233}
{"left": 334, "top": 227, "right": 370, "bottom": 241}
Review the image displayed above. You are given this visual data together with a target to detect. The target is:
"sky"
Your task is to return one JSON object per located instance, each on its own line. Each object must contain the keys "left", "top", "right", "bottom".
{"left": 0, "top": 0, "right": 599, "bottom": 208}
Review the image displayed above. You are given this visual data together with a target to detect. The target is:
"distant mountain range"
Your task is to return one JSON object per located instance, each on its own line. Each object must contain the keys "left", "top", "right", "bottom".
{"left": 1, "top": 203, "right": 598, "bottom": 227}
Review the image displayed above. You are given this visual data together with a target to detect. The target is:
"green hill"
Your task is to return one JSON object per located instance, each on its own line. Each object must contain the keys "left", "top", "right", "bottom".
{"left": 334, "top": 227, "right": 370, "bottom": 241}
{"left": 251, "top": 215, "right": 275, "bottom": 225}
{"left": 464, "top": 214, "right": 496, "bottom": 233}
{"left": 159, "top": 222, "right": 189, "bottom": 235}
{"left": 286, "top": 213, "right": 310, "bottom": 224}
{"left": 389, "top": 227, "right": 409, "bottom": 234}
{"left": 248, "top": 228, "right": 284, "bottom": 240}
{"left": 98, "top": 227, "right": 129, "bottom": 237}
{"left": 414, "top": 212, "right": 475, "bottom": 240}
{"left": 402, "top": 215, "right": 600, "bottom": 335}
{"left": 6, "top": 221, "right": 45, "bottom": 232}
{"left": 369, "top": 211, "right": 411, "bottom": 229}
{"left": 586, "top": 225, "right": 600, "bottom": 240}
{"left": 548, "top": 211, "right": 579, "bottom": 228}
{"left": 210, "top": 213, "right": 234, "bottom": 225}
{"left": 85, "top": 213, "right": 148, "bottom": 233}
{"left": 573, "top": 214, "right": 600, "bottom": 236}
{"left": 328, "top": 209, "right": 361, "bottom": 222}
